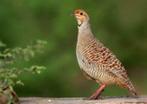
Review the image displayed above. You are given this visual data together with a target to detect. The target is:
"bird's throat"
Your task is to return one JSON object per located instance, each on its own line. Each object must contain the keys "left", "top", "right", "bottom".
{"left": 77, "top": 20, "right": 83, "bottom": 27}
{"left": 78, "top": 21, "right": 90, "bottom": 33}
{"left": 78, "top": 23, "right": 82, "bottom": 27}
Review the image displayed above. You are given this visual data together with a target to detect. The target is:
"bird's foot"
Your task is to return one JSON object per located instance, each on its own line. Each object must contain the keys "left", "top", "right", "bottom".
{"left": 86, "top": 84, "right": 106, "bottom": 100}
{"left": 86, "top": 94, "right": 102, "bottom": 100}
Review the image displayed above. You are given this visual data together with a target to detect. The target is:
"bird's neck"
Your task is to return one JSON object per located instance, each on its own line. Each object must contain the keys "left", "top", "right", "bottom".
{"left": 78, "top": 21, "right": 91, "bottom": 33}
{"left": 77, "top": 21, "right": 94, "bottom": 41}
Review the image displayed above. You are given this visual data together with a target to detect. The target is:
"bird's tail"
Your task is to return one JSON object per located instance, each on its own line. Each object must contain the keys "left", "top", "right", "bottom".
{"left": 126, "top": 80, "right": 138, "bottom": 97}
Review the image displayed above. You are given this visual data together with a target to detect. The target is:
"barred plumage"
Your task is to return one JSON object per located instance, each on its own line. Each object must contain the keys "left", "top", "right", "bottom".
{"left": 74, "top": 9, "right": 137, "bottom": 99}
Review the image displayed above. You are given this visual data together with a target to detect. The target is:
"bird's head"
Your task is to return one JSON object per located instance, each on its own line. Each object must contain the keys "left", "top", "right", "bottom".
{"left": 74, "top": 9, "right": 89, "bottom": 26}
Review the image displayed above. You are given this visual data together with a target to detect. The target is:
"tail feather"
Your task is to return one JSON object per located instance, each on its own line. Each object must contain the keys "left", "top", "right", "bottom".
{"left": 118, "top": 79, "right": 138, "bottom": 97}
{"left": 126, "top": 81, "right": 138, "bottom": 97}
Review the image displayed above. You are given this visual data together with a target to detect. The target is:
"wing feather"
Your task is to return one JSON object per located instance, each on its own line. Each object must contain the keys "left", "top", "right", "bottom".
{"left": 82, "top": 38, "right": 129, "bottom": 83}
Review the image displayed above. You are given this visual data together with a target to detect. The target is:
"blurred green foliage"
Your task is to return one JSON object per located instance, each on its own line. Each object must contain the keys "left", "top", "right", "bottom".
{"left": 0, "top": 0, "right": 147, "bottom": 98}
{"left": 0, "top": 40, "right": 46, "bottom": 103}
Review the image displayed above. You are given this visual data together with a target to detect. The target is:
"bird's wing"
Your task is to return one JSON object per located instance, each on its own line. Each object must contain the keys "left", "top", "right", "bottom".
{"left": 83, "top": 38, "right": 129, "bottom": 83}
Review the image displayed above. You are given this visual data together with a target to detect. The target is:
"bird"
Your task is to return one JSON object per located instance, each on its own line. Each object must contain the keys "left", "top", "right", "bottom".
{"left": 73, "top": 9, "right": 137, "bottom": 100}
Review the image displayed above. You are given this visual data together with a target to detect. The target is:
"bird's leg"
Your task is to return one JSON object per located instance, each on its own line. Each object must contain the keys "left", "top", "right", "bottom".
{"left": 88, "top": 84, "right": 106, "bottom": 100}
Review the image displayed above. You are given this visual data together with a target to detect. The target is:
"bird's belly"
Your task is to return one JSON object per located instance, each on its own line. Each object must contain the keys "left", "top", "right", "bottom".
{"left": 76, "top": 51, "right": 116, "bottom": 84}
{"left": 84, "top": 65, "right": 116, "bottom": 84}
{"left": 95, "top": 72, "right": 116, "bottom": 84}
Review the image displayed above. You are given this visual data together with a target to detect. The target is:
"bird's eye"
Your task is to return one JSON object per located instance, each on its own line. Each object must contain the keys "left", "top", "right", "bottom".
{"left": 80, "top": 12, "right": 83, "bottom": 15}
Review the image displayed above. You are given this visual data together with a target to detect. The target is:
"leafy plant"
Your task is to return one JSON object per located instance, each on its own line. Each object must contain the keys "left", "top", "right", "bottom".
{"left": 0, "top": 40, "right": 47, "bottom": 104}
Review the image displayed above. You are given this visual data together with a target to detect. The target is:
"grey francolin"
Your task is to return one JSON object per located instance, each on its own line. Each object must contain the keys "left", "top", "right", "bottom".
{"left": 74, "top": 9, "right": 137, "bottom": 100}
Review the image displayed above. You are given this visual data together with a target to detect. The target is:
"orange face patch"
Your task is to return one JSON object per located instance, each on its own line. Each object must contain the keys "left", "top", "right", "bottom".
{"left": 74, "top": 9, "right": 89, "bottom": 26}
{"left": 74, "top": 9, "right": 80, "bottom": 14}
{"left": 74, "top": 9, "right": 86, "bottom": 23}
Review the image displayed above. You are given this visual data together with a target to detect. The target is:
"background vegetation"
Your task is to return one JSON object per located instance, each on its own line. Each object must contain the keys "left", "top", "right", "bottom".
{"left": 0, "top": 0, "right": 147, "bottom": 97}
